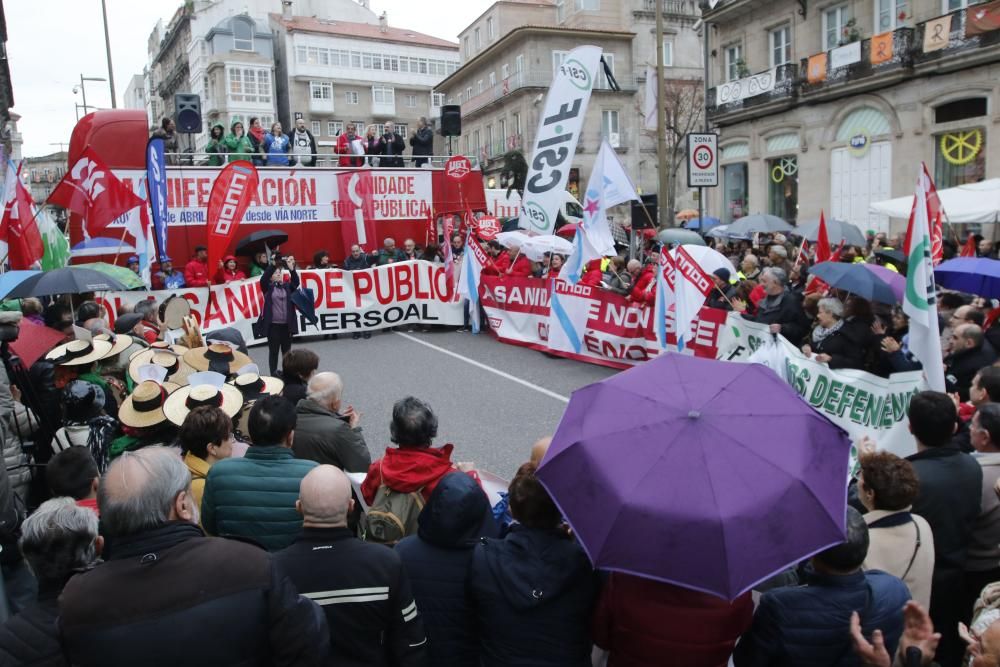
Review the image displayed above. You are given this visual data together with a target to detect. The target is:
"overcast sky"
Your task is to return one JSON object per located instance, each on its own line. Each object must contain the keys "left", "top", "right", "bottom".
{"left": 8, "top": 0, "right": 491, "bottom": 157}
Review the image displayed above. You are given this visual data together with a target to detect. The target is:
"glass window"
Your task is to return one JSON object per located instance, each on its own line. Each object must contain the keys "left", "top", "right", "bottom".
{"left": 296, "top": 46, "right": 308, "bottom": 64}
{"left": 513, "top": 112, "right": 521, "bottom": 136}
{"left": 307, "top": 47, "right": 320, "bottom": 64}
{"left": 515, "top": 54, "right": 524, "bottom": 73}
{"left": 770, "top": 25, "right": 792, "bottom": 67}
{"left": 233, "top": 17, "right": 253, "bottom": 51}
{"left": 257, "top": 69, "right": 271, "bottom": 103}
{"left": 935, "top": 98, "right": 988, "bottom": 124}
{"left": 351, "top": 51, "right": 361, "bottom": 68}
{"left": 602, "top": 110, "right": 620, "bottom": 146}
{"left": 767, "top": 156, "right": 798, "bottom": 223}
{"left": 935, "top": 128, "right": 986, "bottom": 188}
{"left": 575, "top": 0, "right": 599, "bottom": 8}
{"left": 487, "top": 16, "right": 495, "bottom": 38}
{"left": 310, "top": 81, "right": 332, "bottom": 100}
{"left": 432, "top": 92, "right": 445, "bottom": 106}
{"left": 311, "top": 121, "right": 321, "bottom": 135}
{"left": 228, "top": 68, "right": 243, "bottom": 101}
{"left": 556, "top": 0, "right": 565, "bottom": 22}
{"left": 243, "top": 69, "right": 258, "bottom": 99}
{"left": 474, "top": 27, "right": 481, "bottom": 49}
{"left": 599, "top": 53, "right": 615, "bottom": 89}
{"left": 329, "top": 121, "right": 343, "bottom": 136}
{"left": 372, "top": 85, "right": 395, "bottom": 105}
{"left": 486, "top": 125, "right": 493, "bottom": 154}
{"left": 553, "top": 50, "right": 568, "bottom": 72}
{"left": 499, "top": 118, "right": 506, "bottom": 147}
{"left": 489, "top": 72, "right": 496, "bottom": 87}
{"left": 663, "top": 40, "right": 674, "bottom": 67}
{"left": 501, "top": 63, "right": 510, "bottom": 79}
{"left": 466, "top": 86, "right": 473, "bottom": 99}
{"left": 405, "top": 94, "right": 417, "bottom": 108}
{"left": 823, "top": 4, "right": 850, "bottom": 51}
{"left": 724, "top": 44, "right": 743, "bottom": 81}
{"left": 723, "top": 163, "right": 748, "bottom": 223}
{"left": 464, "top": 36, "right": 470, "bottom": 57}
{"left": 876, "top": 0, "right": 908, "bottom": 32}
{"left": 478, "top": 79, "right": 484, "bottom": 94}
{"left": 346, "top": 91, "right": 359, "bottom": 105}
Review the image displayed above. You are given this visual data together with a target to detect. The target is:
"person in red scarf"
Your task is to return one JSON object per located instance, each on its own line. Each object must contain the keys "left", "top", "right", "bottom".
{"left": 361, "top": 397, "right": 477, "bottom": 508}
{"left": 627, "top": 261, "right": 656, "bottom": 304}
{"left": 214, "top": 255, "right": 246, "bottom": 283}
{"left": 246, "top": 117, "right": 267, "bottom": 166}
{"left": 481, "top": 241, "right": 510, "bottom": 276}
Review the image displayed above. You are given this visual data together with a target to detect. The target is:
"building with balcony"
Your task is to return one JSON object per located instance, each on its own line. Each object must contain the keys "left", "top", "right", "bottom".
{"left": 22, "top": 151, "right": 67, "bottom": 226}
{"left": 703, "top": 0, "right": 1000, "bottom": 233}
{"left": 149, "top": 4, "right": 194, "bottom": 125}
{"left": 270, "top": 8, "right": 460, "bottom": 159}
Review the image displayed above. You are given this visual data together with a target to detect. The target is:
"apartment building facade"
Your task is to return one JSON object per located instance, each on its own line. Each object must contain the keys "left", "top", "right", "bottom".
{"left": 703, "top": 0, "right": 999, "bottom": 233}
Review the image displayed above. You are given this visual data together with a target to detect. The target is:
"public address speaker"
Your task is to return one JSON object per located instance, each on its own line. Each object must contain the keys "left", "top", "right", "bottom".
{"left": 440, "top": 105, "right": 462, "bottom": 137}
{"left": 631, "top": 195, "right": 658, "bottom": 229}
{"left": 174, "top": 93, "right": 203, "bottom": 134}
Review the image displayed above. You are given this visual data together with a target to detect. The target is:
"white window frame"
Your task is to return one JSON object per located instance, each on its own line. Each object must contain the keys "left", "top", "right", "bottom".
{"left": 515, "top": 54, "right": 525, "bottom": 73}
{"left": 432, "top": 92, "right": 445, "bottom": 107}
{"left": 512, "top": 112, "right": 521, "bottom": 137}
{"left": 233, "top": 17, "right": 254, "bottom": 52}
{"left": 372, "top": 85, "right": 395, "bottom": 105}
{"left": 311, "top": 121, "right": 321, "bottom": 135}
{"left": 599, "top": 53, "right": 615, "bottom": 89}
{"left": 309, "top": 81, "right": 332, "bottom": 101}
{"left": 769, "top": 24, "right": 792, "bottom": 68}
{"left": 329, "top": 121, "right": 343, "bottom": 136}
{"left": 463, "top": 36, "right": 470, "bottom": 57}
{"left": 477, "top": 79, "right": 484, "bottom": 94}
{"left": 345, "top": 91, "right": 359, "bottom": 105}
{"left": 876, "top": 0, "right": 908, "bottom": 32}
{"left": 489, "top": 71, "right": 496, "bottom": 88}
{"left": 474, "top": 27, "right": 481, "bottom": 49}
{"left": 553, "top": 50, "right": 568, "bottom": 73}
{"left": 501, "top": 63, "right": 510, "bottom": 79}
{"left": 405, "top": 93, "right": 417, "bottom": 108}
{"left": 945, "top": 0, "right": 972, "bottom": 11}
{"left": 601, "top": 110, "right": 620, "bottom": 146}
{"left": 228, "top": 67, "right": 243, "bottom": 101}
{"left": 823, "top": 4, "right": 850, "bottom": 51}
{"left": 556, "top": 0, "right": 565, "bottom": 22}
{"left": 486, "top": 124, "right": 493, "bottom": 154}
{"left": 487, "top": 16, "right": 495, "bottom": 39}
{"left": 466, "top": 86, "right": 473, "bottom": 99}
{"left": 663, "top": 39, "right": 674, "bottom": 67}
{"left": 724, "top": 44, "right": 743, "bottom": 81}
{"left": 575, "top": 0, "right": 599, "bottom": 9}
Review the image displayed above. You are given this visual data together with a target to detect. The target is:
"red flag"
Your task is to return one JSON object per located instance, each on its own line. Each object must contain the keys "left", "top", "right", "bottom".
{"left": 1, "top": 164, "right": 44, "bottom": 269}
{"left": 425, "top": 208, "right": 436, "bottom": 248}
{"left": 829, "top": 239, "right": 847, "bottom": 263}
{"left": 206, "top": 161, "right": 259, "bottom": 283}
{"left": 441, "top": 216, "right": 455, "bottom": 296}
{"left": 47, "top": 147, "right": 145, "bottom": 237}
{"left": 337, "top": 171, "right": 377, "bottom": 257}
{"left": 960, "top": 233, "right": 977, "bottom": 257}
{"left": 815, "top": 211, "right": 831, "bottom": 264}
{"left": 904, "top": 163, "right": 944, "bottom": 265}
{"left": 806, "top": 240, "right": 846, "bottom": 296}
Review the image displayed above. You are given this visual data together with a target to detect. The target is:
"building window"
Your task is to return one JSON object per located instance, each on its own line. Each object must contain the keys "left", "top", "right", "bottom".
{"left": 233, "top": 17, "right": 254, "bottom": 51}
{"left": 486, "top": 125, "right": 494, "bottom": 154}
{"left": 477, "top": 79, "right": 484, "bottom": 94}
{"left": 432, "top": 92, "right": 445, "bottom": 107}
{"left": 575, "top": 0, "right": 599, "bottom": 8}
{"left": 463, "top": 36, "right": 470, "bottom": 57}
{"left": 770, "top": 25, "right": 792, "bottom": 67}
{"left": 935, "top": 97, "right": 988, "bottom": 124}
{"left": 767, "top": 156, "right": 798, "bottom": 223}
{"left": 345, "top": 91, "right": 359, "bottom": 105}
{"left": 405, "top": 94, "right": 417, "bottom": 108}
{"left": 877, "top": 0, "right": 908, "bottom": 32}
{"left": 499, "top": 118, "right": 506, "bottom": 148}
{"left": 257, "top": 70, "right": 271, "bottom": 103}
{"left": 724, "top": 44, "right": 743, "bottom": 81}
{"left": 489, "top": 72, "right": 496, "bottom": 88}
{"left": 663, "top": 39, "right": 674, "bottom": 67}
{"left": 512, "top": 112, "right": 521, "bottom": 138}
{"left": 311, "top": 121, "right": 321, "bottom": 135}
{"left": 823, "top": 4, "right": 850, "bottom": 51}
{"left": 227, "top": 68, "right": 270, "bottom": 103}
{"left": 945, "top": 0, "right": 972, "bottom": 11}
{"left": 473, "top": 129, "right": 481, "bottom": 153}
{"left": 372, "top": 85, "right": 395, "bottom": 105}
{"left": 723, "top": 162, "right": 748, "bottom": 222}
{"left": 556, "top": 0, "right": 565, "bottom": 22}
{"left": 515, "top": 54, "right": 524, "bottom": 73}
{"left": 601, "top": 110, "right": 620, "bottom": 147}
{"left": 487, "top": 16, "right": 495, "bottom": 39}
{"left": 935, "top": 128, "right": 986, "bottom": 188}
{"left": 599, "top": 53, "right": 615, "bottom": 89}
{"left": 553, "top": 50, "right": 569, "bottom": 74}
{"left": 228, "top": 68, "right": 243, "bottom": 100}
{"left": 310, "top": 81, "right": 332, "bottom": 100}
{"left": 474, "top": 27, "right": 481, "bottom": 49}
{"left": 329, "top": 121, "right": 343, "bottom": 136}
{"left": 465, "top": 86, "right": 473, "bottom": 99}
{"left": 259, "top": 115, "right": 274, "bottom": 128}
{"left": 501, "top": 63, "right": 510, "bottom": 79}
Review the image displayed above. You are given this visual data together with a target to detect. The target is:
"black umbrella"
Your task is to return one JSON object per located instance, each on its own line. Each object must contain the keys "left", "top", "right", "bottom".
{"left": 725, "top": 214, "right": 794, "bottom": 237}
{"left": 875, "top": 249, "right": 906, "bottom": 268}
{"left": 3, "top": 267, "right": 128, "bottom": 299}
{"left": 657, "top": 228, "right": 706, "bottom": 247}
{"left": 234, "top": 230, "right": 289, "bottom": 256}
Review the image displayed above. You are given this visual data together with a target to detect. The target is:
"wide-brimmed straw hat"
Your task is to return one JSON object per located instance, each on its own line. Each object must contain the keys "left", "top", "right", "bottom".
{"left": 118, "top": 380, "right": 179, "bottom": 428}
{"left": 45, "top": 339, "right": 115, "bottom": 366}
{"left": 128, "top": 348, "right": 194, "bottom": 386}
{"left": 230, "top": 371, "right": 284, "bottom": 401}
{"left": 93, "top": 332, "right": 135, "bottom": 358}
{"left": 163, "top": 379, "right": 243, "bottom": 426}
{"left": 183, "top": 344, "right": 253, "bottom": 375}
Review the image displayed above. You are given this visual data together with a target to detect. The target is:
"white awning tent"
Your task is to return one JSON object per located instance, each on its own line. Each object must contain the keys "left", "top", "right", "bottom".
{"left": 869, "top": 179, "right": 1000, "bottom": 223}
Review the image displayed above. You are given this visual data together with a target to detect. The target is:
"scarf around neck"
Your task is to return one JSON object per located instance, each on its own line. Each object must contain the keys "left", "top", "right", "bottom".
{"left": 812, "top": 318, "right": 844, "bottom": 345}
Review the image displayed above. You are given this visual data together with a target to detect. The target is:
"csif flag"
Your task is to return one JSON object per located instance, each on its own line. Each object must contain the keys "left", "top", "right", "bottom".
{"left": 206, "top": 161, "right": 259, "bottom": 283}
{"left": 457, "top": 230, "right": 488, "bottom": 333}
{"left": 48, "top": 147, "right": 145, "bottom": 237}
{"left": 146, "top": 137, "right": 169, "bottom": 260}
{"left": 1, "top": 161, "right": 44, "bottom": 269}
{"left": 902, "top": 163, "right": 946, "bottom": 392}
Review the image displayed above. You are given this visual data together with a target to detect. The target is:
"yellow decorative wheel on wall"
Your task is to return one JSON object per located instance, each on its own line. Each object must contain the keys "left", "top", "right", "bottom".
{"left": 940, "top": 129, "right": 983, "bottom": 166}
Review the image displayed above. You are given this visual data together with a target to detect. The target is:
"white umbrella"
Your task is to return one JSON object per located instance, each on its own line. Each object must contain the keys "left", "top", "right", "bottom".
{"left": 521, "top": 235, "right": 574, "bottom": 261}
{"left": 495, "top": 230, "right": 532, "bottom": 249}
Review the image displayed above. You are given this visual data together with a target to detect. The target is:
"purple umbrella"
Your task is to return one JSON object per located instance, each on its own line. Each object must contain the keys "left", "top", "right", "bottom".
{"left": 861, "top": 263, "right": 905, "bottom": 302}
{"left": 936, "top": 257, "right": 1000, "bottom": 298}
{"left": 537, "top": 354, "right": 850, "bottom": 600}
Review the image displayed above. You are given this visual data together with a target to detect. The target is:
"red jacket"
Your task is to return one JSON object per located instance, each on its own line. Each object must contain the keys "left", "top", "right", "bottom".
{"left": 592, "top": 573, "right": 752, "bottom": 667}
{"left": 361, "top": 444, "right": 459, "bottom": 505}
{"left": 507, "top": 254, "right": 533, "bottom": 277}
{"left": 628, "top": 266, "right": 656, "bottom": 303}
{"left": 335, "top": 132, "right": 364, "bottom": 167}
{"left": 482, "top": 252, "right": 510, "bottom": 277}
{"left": 579, "top": 259, "right": 605, "bottom": 286}
{"left": 184, "top": 258, "right": 209, "bottom": 287}
{"left": 214, "top": 256, "right": 246, "bottom": 283}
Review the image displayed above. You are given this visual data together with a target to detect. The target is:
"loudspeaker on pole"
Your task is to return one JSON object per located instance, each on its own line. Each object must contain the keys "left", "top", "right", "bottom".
{"left": 440, "top": 105, "right": 462, "bottom": 137}
{"left": 174, "top": 93, "right": 203, "bottom": 133}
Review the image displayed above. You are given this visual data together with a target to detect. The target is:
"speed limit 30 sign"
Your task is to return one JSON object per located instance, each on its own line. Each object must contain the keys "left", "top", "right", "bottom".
{"left": 687, "top": 133, "right": 719, "bottom": 188}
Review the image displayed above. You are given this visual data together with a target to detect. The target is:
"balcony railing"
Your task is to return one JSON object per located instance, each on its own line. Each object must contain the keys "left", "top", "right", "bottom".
{"left": 460, "top": 70, "right": 638, "bottom": 116}
{"left": 371, "top": 100, "right": 396, "bottom": 117}
{"left": 641, "top": 0, "right": 700, "bottom": 16}
{"left": 707, "top": 62, "right": 798, "bottom": 116}
{"left": 914, "top": 6, "right": 1000, "bottom": 66}
{"left": 799, "top": 28, "right": 913, "bottom": 95}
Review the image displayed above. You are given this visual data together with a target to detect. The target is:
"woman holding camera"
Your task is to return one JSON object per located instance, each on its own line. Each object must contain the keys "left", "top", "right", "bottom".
{"left": 257, "top": 254, "right": 300, "bottom": 376}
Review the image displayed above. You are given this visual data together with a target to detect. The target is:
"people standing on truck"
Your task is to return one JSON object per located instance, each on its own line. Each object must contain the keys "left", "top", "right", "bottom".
{"left": 249, "top": 252, "right": 269, "bottom": 278}
{"left": 364, "top": 125, "right": 383, "bottom": 167}
{"left": 151, "top": 118, "right": 179, "bottom": 165}
{"left": 184, "top": 245, "right": 210, "bottom": 287}
{"left": 204, "top": 124, "right": 227, "bottom": 166}
{"left": 257, "top": 254, "right": 301, "bottom": 376}
{"left": 380, "top": 121, "right": 406, "bottom": 168}
{"left": 292, "top": 118, "right": 318, "bottom": 167}
{"left": 264, "top": 122, "right": 292, "bottom": 167}
{"left": 409, "top": 117, "right": 434, "bottom": 168}
{"left": 336, "top": 123, "right": 365, "bottom": 168}
{"left": 152, "top": 257, "right": 185, "bottom": 290}
{"left": 247, "top": 117, "right": 267, "bottom": 166}
{"left": 222, "top": 120, "right": 254, "bottom": 163}
{"left": 215, "top": 256, "right": 246, "bottom": 284}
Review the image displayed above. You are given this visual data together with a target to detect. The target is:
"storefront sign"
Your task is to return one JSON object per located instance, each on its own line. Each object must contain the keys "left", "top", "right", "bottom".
{"left": 848, "top": 131, "right": 871, "bottom": 158}
{"left": 715, "top": 69, "right": 777, "bottom": 107}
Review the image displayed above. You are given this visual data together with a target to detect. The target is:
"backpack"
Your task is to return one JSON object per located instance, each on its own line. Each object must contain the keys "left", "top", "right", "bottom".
{"left": 363, "top": 461, "right": 425, "bottom": 545}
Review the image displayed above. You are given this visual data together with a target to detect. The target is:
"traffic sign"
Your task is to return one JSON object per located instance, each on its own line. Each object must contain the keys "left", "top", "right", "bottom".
{"left": 687, "top": 133, "right": 719, "bottom": 188}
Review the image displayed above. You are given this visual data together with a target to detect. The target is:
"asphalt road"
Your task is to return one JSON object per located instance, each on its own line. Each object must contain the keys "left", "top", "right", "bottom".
{"left": 248, "top": 328, "right": 618, "bottom": 480}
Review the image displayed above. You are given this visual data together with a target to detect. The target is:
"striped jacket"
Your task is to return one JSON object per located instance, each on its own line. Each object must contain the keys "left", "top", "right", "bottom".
{"left": 275, "top": 527, "right": 429, "bottom": 667}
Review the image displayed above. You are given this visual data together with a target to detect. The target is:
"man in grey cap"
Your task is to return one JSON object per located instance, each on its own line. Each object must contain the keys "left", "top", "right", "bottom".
{"left": 152, "top": 257, "right": 185, "bottom": 290}
{"left": 707, "top": 267, "right": 737, "bottom": 311}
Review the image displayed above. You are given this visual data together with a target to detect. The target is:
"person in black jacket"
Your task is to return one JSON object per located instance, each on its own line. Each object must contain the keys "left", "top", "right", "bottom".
{"left": 468, "top": 462, "right": 596, "bottom": 667}
{"left": 706, "top": 267, "right": 737, "bottom": 311}
{"left": 734, "top": 267, "right": 809, "bottom": 343}
{"left": 292, "top": 372, "right": 371, "bottom": 472}
{"left": 946, "top": 324, "right": 998, "bottom": 402}
{"left": 342, "top": 245, "right": 375, "bottom": 339}
{"left": 396, "top": 472, "right": 499, "bottom": 667}
{"left": 905, "top": 391, "right": 983, "bottom": 667}
{"left": 58, "top": 446, "right": 329, "bottom": 667}
{"left": 0, "top": 498, "right": 98, "bottom": 666}
{"left": 257, "top": 254, "right": 300, "bottom": 376}
{"left": 379, "top": 121, "right": 406, "bottom": 168}
{"left": 409, "top": 117, "right": 434, "bottom": 168}
{"left": 279, "top": 348, "right": 319, "bottom": 407}
{"left": 801, "top": 297, "right": 866, "bottom": 370}
{"left": 275, "top": 465, "right": 429, "bottom": 667}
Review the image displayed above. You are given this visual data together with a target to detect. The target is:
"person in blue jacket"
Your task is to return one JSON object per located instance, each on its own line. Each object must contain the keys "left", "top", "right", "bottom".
{"left": 264, "top": 122, "right": 292, "bottom": 166}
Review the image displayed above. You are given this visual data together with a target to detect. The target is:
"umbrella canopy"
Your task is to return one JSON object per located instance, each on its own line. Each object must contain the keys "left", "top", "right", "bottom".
{"left": 70, "top": 237, "right": 137, "bottom": 258}
{"left": 537, "top": 354, "right": 850, "bottom": 600}
{"left": 3, "top": 267, "right": 128, "bottom": 299}
{"left": 0, "top": 271, "right": 40, "bottom": 300}
{"left": 657, "top": 228, "right": 706, "bottom": 247}
{"left": 808, "top": 261, "right": 899, "bottom": 305}
{"left": 874, "top": 249, "right": 906, "bottom": 269}
{"left": 675, "top": 209, "right": 700, "bottom": 221}
{"left": 234, "top": 230, "right": 289, "bottom": 256}
{"left": 936, "top": 257, "right": 1000, "bottom": 298}
{"left": 684, "top": 216, "right": 722, "bottom": 231}
{"left": 869, "top": 178, "right": 1000, "bottom": 223}
{"left": 521, "top": 235, "right": 574, "bottom": 261}
{"left": 724, "top": 214, "right": 794, "bottom": 237}
{"left": 9, "top": 319, "right": 67, "bottom": 367}
{"left": 76, "top": 262, "right": 146, "bottom": 290}
{"left": 705, "top": 225, "right": 750, "bottom": 240}
{"left": 861, "top": 263, "right": 905, "bottom": 302}
{"left": 555, "top": 223, "right": 580, "bottom": 239}
{"left": 796, "top": 218, "right": 866, "bottom": 247}
{"left": 495, "top": 230, "right": 532, "bottom": 249}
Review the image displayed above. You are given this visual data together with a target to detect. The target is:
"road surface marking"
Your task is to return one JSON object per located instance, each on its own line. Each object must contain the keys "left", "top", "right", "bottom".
{"left": 393, "top": 332, "right": 570, "bottom": 403}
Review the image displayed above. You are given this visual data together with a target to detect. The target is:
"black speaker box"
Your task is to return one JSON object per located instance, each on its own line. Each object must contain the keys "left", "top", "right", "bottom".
{"left": 440, "top": 104, "right": 462, "bottom": 137}
{"left": 631, "top": 194, "right": 658, "bottom": 229}
{"left": 174, "top": 93, "right": 203, "bottom": 133}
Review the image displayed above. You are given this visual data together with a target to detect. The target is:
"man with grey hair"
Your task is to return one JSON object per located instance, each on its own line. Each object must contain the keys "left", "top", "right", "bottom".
{"left": 768, "top": 244, "right": 792, "bottom": 275}
{"left": 293, "top": 371, "right": 371, "bottom": 472}
{"left": 59, "top": 446, "right": 330, "bottom": 666}
{"left": 735, "top": 266, "right": 809, "bottom": 342}
{"left": 275, "top": 465, "right": 428, "bottom": 666}
{"left": 0, "top": 498, "right": 99, "bottom": 665}
{"left": 409, "top": 116, "right": 434, "bottom": 168}
{"left": 377, "top": 237, "right": 406, "bottom": 266}
{"left": 946, "top": 323, "right": 999, "bottom": 401}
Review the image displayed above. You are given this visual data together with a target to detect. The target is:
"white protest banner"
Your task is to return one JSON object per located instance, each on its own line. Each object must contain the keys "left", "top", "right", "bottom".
{"left": 519, "top": 45, "right": 603, "bottom": 235}
{"left": 715, "top": 69, "right": 777, "bottom": 107}
{"left": 830, "top": 41, "right": 862, "bottom": 69}
{"left": 97, "top": 261, "right": 464, "bottom": 341}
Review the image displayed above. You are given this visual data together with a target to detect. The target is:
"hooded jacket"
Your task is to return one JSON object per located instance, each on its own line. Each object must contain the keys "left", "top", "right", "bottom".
{"left": 396, "top": 473, "right": 499, "bottom": 667}
{"left": 361, "top": 444, "right": 459, "bottom": 505}
{"left": 215, "top": 255, "right": 246, "bottom": 283}
{"left": 222, "top": 122, "right": 255, "bottom": 163}
{"left": 468, "top": 525, "right": 596, "bottom": 667}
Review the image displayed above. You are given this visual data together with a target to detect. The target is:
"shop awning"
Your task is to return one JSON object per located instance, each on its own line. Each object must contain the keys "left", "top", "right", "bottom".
{"left": 869, "top": 178, "right": 1000, "bottom": 223}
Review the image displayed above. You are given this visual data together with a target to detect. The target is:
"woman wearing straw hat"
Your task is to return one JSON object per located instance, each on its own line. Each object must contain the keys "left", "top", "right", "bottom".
{"left": 111, "top": 380, "right": 180, "bottom": 459}
{"left": 178, "top": 406, "right": 236, "bottom": 511}
{"left": 256, "top": 253, "right": 300, "bottom": 376}
{"left": 229, "top": 369, "right": 283, "bottom": 442}
{"left": 46, "top": 338, "right": 119, "bottom": 417}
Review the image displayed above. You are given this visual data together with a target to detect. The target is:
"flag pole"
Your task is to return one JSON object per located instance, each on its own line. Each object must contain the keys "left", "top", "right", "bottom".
{"left": 111, "top": 223, "right": 130, "bottom": 266}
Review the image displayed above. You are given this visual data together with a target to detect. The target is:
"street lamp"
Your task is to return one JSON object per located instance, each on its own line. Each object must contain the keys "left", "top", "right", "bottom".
{"left": 76, "top": 75, "right": 106, "bottom": 117}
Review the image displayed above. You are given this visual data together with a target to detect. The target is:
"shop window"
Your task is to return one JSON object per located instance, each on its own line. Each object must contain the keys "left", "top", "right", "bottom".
{"left": 723, "top": 163, "right": 748, "bottom": 223}
{"left": 767, "top": 156, "right": 799, "bottom": 223}
{"left": 935, "top": 127, "right": 986, "bottom": 188}
{"left": 934, "top": 98, "right": 988, "bottom": 124}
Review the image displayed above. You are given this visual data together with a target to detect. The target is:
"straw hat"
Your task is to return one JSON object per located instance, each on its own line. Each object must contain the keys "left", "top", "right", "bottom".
{"left": 183, "top": 343, "right": 253, "bottom": 375}
{"left": 230, "top": 371, "right": 284, "bottom": 401}
{"left": 163, "top": 381, "right": 243, "bottom": 426}
{"left": 118, "top": 380, "right": 179, "bottom": 429}
{"left": 45, "top": 339, "right": 115, "bottom": 366}
{"left": 93, "top": 332, "right": 135, "bottom": 358}
{"left": 148, "top": 340, "right": 190, "bottom": 354}
{"left": 128, "top": 348, "right": 195, "bottom": 386}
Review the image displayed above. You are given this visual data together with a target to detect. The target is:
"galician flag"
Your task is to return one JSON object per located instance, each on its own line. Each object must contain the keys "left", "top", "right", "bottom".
{"left": 902, "top": 163, "right": 946, "bottom": 392}
{"left": 457, "top": 230, "right": 487, "bottom": 333}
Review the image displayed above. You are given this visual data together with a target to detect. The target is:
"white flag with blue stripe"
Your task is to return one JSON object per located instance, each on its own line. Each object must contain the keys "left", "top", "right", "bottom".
{"left": 457, "top": 232, "right": 488, "bottom": 333}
